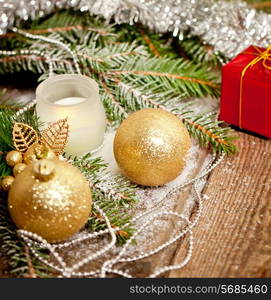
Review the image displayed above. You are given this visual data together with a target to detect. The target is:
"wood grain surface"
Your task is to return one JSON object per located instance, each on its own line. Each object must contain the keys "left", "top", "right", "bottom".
{"left": 169, "top": 131, "right": 271, "bottom": 278}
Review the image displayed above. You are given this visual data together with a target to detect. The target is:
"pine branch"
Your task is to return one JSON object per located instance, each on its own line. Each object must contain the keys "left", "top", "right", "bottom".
{"left": 117, "top": 24, "right": 178, "bottom": 58}
{"left": 0, "top": 25, "right": 111, "bottom": 39}
{"left": 0, "top": 110, "right": 15, "bottom": 152}
{"left": 136, "top": 26, "right": 161, "bottom": 57}
{"left": 104, "top": 78, "right": 236, "bottom": 154}
{"left": 0, "top": 109, "right": 138, "bottom": 276}
{"left": 182, "top": 113, "right": 238, "bottom": 154}
{"left": 179, "top": 36, "right": 226, "bottom": 66}
{"left": 72, "top": 153, "right": 137, "bottom": 244}
{"left": 23, "top": 245, "right": 37, "bottom": 278}
{"left": 0, "top": 107, "right": 42, "bottom": 179}
{"left": 247, "top": 0, "right": 271, "bottom": 12}
{"left": 0, "top": 199, "right": 53, "bottom": 277}
{"left": 100, "top": 79, "right": 128, "bottom": 122}
{"left": 0, "top": 11, "right": 235, "bottom": 156}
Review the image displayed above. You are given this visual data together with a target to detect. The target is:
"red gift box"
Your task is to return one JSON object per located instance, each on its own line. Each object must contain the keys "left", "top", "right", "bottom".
{"left": 219, "top": 45, "right": 271, "bottom": 138}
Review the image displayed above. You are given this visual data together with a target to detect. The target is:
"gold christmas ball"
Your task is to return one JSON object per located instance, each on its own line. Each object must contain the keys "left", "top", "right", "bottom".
{"left": 13, "top": 163, "right": 27, "bottom": 176}
{"left": 113, "top": 108, "right": 191, "bottom": 186}
{"left": 1, "top": 176, "right": 15, "bottom": 192}
{"left": 23, "top": 142, "right": 56, "bottom": 165}
{"left": 8, "top": 159, "right": 92, "bottom": 243}
{"left": 6, "top": 150, "right": 23, "bottom": 167}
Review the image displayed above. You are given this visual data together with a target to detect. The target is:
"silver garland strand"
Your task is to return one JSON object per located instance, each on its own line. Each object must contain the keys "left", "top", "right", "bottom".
{"left": 18, "top": 153, "right": 225, "bottom": 278}
{"left": 1, "top": 0, "right": 271, "bottom": 58}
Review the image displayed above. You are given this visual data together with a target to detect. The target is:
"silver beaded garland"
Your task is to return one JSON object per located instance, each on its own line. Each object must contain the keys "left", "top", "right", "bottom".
{"left": 4, "top": 85, "right": 216, "bottom": 273}
{"left": 15, "top": 95, "right": 225, "bottom": 276}
{"left": 18, "top": 153, "right": 225, "bottom": 278}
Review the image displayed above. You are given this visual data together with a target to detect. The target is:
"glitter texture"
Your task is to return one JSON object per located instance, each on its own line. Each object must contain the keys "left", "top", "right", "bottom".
{"left": 5, "top": 150, "right": 23, "bottom": 167}
{"left": 113, "top": 108, "right": 191, "bottom": 186}
{"left": 8, "top": 159, "right": 92, "bottom": 243}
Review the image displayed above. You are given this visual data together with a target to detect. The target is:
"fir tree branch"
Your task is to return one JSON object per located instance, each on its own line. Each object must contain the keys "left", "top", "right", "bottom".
{"left": 101, "top": 79, "right": 128, "bottom": 121}
{"left": 179, "top": 36, "right": 226, "bottom": 66}
{"left": 109, "top": 78, "right": 236, "bottom": 154}
{"left": 0, "top": 11, "right": 235, "bottom": 156}
{"left": 0, "top": 200, "right": 53, "bottom": 277}
{"left": 23, "top": 245, "right": 37, "bottom": 278}
{"left": 0, "top": 26, "right": 110, "bottom": 39}
{"left": 111, "top": 69, "right": 219, "bottom": 89}
{"left": 72, "top": 153, "right": 137, "bottom": 243}
{"left": 137, "top": 26, "right": 161, "bottom": 57}
{"left": 182, "top": 114, "right": 238, "bottom": 154}
{"left": 249, "top": 1, "right": 271, "bottom": 9}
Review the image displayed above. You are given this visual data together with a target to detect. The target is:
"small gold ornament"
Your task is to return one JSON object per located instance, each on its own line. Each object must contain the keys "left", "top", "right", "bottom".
{"left": 41, "top": 118, "right": 69, "bottom": 156}
{"left": 23, "top": 142, "right": 56, "bottom": 165}
{"left": 8, "top": 159, "right": 92, "bottom": 243}
{"left": 1, "top": 176, "right": 15, "bottom": 192}
{"left": 6, "top": 150, "right": 23, "bottom": 167}
{"left": 12, "top": 122, "right": 39, "bottom": 152}
{"left": 13, "top": 163, "right": 27, "bottom": 176}
{"left": 114, "top": 108, "right": 191, "bottom": 186}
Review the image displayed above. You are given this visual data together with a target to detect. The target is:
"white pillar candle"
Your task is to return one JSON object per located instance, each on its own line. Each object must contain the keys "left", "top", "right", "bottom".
{"left": 35, "top": 74, "right": 106, "bottom": 157}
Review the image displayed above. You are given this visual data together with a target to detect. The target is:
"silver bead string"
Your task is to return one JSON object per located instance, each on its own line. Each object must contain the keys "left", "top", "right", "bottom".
{"left": 11, "top": 27, "right": 81, "bottom": 75}
{"left": 18, "top": 152, "right": 224, "bottom": 278}
{"left": 18, "top": 202, "right": 117, "bottom": 278}
{"left": 0, "top": 28, "right": 82, "bottom": 116}
{"left": 0, "top": 48, "right": 53, "bottom": 77}
{"left": 15, "top": 99, "right": 37, "bottom": 117}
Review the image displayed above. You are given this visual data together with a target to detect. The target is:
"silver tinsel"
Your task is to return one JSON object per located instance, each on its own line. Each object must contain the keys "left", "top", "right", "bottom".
{"left": 1, "top": 0, "right": 271, "bottom": 58}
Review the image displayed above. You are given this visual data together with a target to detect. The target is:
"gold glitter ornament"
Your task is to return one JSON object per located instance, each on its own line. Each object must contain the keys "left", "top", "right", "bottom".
{"left": 8, "top": 159, "right": 92, "bottom": 243}
{"left": 23, "top": 142, "right": 56, "bottom": 165}
{"left": 6, "top": 150, "right": 23, "bottom": 167}
{"left": 13, "top": 163, "right": 27, "bottom": 176}
{"left": 1, "top": 176, "right": 15, "bottom": 192}
{"left": 114, "top": 108, "right": 191, "bottom": 186}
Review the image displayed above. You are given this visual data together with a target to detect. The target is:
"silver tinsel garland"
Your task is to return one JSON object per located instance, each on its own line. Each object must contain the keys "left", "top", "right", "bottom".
{"left": 1, "top": 0, "right": 271, "bottom": 58}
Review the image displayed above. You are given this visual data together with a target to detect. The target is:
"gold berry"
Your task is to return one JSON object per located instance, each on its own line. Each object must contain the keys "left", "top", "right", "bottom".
{"left": 13, "top": 163, "right": 27, "bottom": 177}
{"left": 8, "top": 159, "right": 92, "bottom": 243}
{"left": 6, "top": 150, "right": 23, "bottom": 167}
{"left": 1, "top": 176, "right": 15, "bottom": 192}
{"left": 114, "top": 108, "right": 191, "bottom": 186}
{"left": 23, "top": 142, "right": 56, "bottom": 165}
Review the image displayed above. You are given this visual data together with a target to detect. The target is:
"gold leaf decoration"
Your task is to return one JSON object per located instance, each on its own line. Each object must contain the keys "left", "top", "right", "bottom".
{"left": 41, "top": 118, "right": 69, "bottom": 156}
{"left": 12, "top": 122, "right": 39, "bottom": 152}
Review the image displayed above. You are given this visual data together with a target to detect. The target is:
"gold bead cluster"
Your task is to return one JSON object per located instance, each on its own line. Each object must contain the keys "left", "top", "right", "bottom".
{"left": 1, "top": 143, "right": 56, "bottom": 192}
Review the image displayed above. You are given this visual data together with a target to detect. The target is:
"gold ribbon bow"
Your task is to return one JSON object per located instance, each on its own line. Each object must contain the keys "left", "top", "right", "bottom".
{"left": 239, "top": 45, "right": 271, "bottom": 128}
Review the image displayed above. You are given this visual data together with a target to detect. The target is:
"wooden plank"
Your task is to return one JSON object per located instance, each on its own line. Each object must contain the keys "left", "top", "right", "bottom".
{"left": 169, "top": 131, "right": 271, "bottom": 278}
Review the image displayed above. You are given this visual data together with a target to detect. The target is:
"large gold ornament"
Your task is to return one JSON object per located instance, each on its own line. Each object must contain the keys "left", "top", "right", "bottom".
{"left": 114, "top": 108, "right": 191, "bottom": 186}
{"left": 8, "top": 159, "right": 92, "bottom": 243}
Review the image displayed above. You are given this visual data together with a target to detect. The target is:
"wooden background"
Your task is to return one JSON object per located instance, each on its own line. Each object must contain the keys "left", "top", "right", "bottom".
{"left": 170, "top": 132, "right": 271, "bottom": 278}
